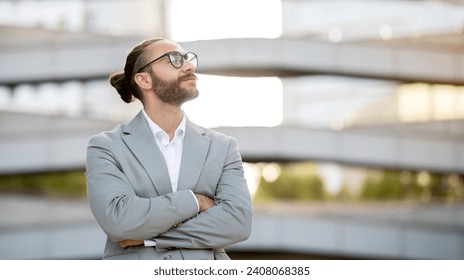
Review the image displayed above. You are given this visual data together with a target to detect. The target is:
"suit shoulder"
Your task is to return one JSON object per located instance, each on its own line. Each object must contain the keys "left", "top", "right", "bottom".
{"left": 89, "top": 110, "right": 143, "bottom": 144}
{"left": 88, "top": 124, "right": 124, "bottom": 146}
{"left": 203, "top": 128, "right": 242, "bottom": 153}
{"left": 199, "top": 125, "right": 236, "bottom": 142}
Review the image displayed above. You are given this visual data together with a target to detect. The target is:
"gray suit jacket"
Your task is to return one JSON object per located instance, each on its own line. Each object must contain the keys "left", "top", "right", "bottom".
{"left": 86, "top": 111, "right": 252, "bottom": 260}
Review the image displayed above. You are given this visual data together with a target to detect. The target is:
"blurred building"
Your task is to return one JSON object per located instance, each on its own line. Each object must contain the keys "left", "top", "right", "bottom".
{"left": 1, "top": 0, "right": 464, "bottom": 259}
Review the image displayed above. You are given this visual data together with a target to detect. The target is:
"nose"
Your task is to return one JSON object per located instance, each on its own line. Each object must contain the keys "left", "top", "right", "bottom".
{"left": 182, "top": 59, "right": 196, "bottom": 73}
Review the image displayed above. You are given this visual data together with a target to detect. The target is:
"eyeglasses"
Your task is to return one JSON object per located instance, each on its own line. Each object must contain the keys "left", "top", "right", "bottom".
{"left": 137, "top": 51, "right": 198, "bottom": 73}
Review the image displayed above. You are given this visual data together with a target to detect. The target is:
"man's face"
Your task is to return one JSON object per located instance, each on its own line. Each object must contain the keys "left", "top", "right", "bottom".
{"left": 145, "top": 41, "right": 199, "bottom": 106}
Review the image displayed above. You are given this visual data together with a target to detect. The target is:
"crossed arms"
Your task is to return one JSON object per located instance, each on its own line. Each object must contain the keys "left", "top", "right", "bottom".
{"left": 119, "top": 193, "right": 215, "bottom": 248}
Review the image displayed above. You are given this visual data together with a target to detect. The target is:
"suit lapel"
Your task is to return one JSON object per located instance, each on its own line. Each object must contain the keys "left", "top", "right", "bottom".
{"left": 121, "top": 111, "right": 172, "bottom": 196}
{"left": 177, "top": 119, "right": 211, "bottom": 191}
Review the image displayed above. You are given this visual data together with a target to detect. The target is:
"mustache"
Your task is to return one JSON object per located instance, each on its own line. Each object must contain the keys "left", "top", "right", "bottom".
{"left": 179, "top": 73, "right": 197, "bottom": 81}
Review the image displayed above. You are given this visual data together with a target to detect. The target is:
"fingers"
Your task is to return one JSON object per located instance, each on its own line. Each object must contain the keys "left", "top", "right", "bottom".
{"left": 119, "top": 239, "right": 144, "bottom": 248}
{"left": 194, "top": 193, "right": 215, "bottom": 212}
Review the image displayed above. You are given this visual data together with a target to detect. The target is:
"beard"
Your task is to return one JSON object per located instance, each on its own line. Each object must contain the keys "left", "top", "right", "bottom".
{"left": 150, "top": 71, "right": 199, "bottom": 106}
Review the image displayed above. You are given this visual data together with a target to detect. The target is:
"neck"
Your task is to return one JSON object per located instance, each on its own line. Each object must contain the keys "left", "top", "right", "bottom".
{"left": 144, "top": 102, "right": 183, "bottom": 140}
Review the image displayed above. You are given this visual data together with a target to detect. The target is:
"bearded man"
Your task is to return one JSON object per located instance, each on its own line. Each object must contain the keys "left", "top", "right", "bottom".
{"left": 85, "top": 38, "right": 252, "bottom": 260}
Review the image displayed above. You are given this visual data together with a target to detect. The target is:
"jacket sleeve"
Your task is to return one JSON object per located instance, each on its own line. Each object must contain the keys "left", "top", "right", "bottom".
{"left": 153, "top": 137, "right": 253, "bottom": 250}
{"left": 85, "top": 134, "right": 199, "bottom": 242}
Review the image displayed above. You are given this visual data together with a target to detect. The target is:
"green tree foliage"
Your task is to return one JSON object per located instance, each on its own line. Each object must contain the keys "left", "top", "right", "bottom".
{"left": 0, "top": 170, "right": 87, "bottom": 198}
{"left": 360, "top": 170, "right": 404, "bottom": 200}
{"left": 359, "top": 169, "right": 462, "bottom": 202}
{"left": 255, "top": 162, "right": 325, "bottom": 201}
{"left": 254, "top": 162, "right": 464, "bottom": 203}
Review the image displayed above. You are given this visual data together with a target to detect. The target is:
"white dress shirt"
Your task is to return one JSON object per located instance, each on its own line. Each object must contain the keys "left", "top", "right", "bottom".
{"left": 143, "top": 109, "right": 185, "bottom": 193}
{"left": 142, "top": 110, "right": 199, "bottom": 246}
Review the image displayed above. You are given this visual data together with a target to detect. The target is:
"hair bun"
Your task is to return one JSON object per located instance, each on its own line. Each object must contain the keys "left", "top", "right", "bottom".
{"left": 109, "top": 72, "right": 133, "bottom": 103}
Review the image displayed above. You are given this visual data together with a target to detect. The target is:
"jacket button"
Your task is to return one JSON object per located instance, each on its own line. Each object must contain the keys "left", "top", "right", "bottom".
{"left": 165, "top": 255, "right": 172, "bottom": 260}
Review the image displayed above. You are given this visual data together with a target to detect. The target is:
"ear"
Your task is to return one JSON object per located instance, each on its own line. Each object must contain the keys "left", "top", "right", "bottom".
{"left": 134, "top": 72, "right": 152, "bottom": 90}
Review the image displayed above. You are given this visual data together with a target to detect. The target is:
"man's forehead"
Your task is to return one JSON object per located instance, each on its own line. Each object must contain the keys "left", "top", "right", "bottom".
{"left": 148, "top": 40, "right": 183, "bottom": 55}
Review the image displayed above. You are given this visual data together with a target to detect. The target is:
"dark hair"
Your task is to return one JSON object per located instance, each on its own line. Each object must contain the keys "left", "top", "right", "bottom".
{"left": 109, "top": 37, "right": 166, "bottom": 103}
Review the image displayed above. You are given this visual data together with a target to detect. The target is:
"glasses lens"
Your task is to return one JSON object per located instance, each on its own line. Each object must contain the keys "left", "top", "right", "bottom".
{"left": 186, "top": 53, "right": 198, "bottom": 69}
{"left": 167, "top": 52, "right": 198, "bottom": 68}
{"left": 169, "top": 52, "right": 183, "bottom": 68}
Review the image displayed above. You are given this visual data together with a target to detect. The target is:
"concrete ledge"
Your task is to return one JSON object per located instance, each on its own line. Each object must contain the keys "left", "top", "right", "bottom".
{"left": 2, "top": 36, "right": 463, "bottom": 85}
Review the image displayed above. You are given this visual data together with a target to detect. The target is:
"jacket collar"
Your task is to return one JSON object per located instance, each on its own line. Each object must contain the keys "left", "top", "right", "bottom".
{"left": 121, "top": 110, "right": 211, "bottom": 195}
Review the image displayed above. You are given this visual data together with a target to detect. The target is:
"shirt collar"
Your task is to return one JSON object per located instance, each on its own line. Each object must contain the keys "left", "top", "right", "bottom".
{"left": 142, "top": 109, "right": 187, "bottom": 144}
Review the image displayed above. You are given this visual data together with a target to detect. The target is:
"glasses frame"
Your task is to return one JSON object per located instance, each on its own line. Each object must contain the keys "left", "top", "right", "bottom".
{"left": 136, "top": 51, "right": 198, "bottom": 73}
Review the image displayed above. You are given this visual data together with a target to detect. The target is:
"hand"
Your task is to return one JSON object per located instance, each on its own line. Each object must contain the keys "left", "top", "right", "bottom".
{"left": 194, "top": 193, "right": 215, "bottom": 212}
{"left": 119, "top": 239, "right": 144, "bottom": 248}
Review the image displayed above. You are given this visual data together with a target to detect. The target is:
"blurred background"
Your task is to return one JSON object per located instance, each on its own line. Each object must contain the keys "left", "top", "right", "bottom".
{"left": 1, "top": 0, "right": 464, "bottom": 260}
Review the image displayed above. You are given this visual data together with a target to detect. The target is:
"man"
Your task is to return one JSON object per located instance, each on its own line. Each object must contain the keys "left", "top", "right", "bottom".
{"left": 86, "top": 37, "right": 252, "bottom": 260}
